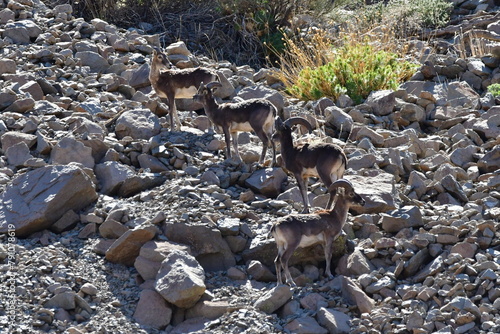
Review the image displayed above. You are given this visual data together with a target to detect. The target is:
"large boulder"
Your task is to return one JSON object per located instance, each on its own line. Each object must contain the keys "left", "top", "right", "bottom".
{"left": 115, "top": 109, "right": 161, "bottom": 140}
{"left": 74, "top": 51, "right": 110, "bottom": 72}
{"left": 155, "top": 249, "right": 206, "bottom": 309}
{"left": 244, "top": 167, "right": 287, "bottom": 198}
{"left": 346, "top": 172, "right": 398, "bottom": 214}
{"left": 0, "top": 164, "right": 98, "bottom": 237}
{"left": 163, "top": 222, "right": 236, "bottom": 271}
{"left": 133, "top": 289, "right": 173, "bottom": 330}
{"left": 50, "top": 137, "right": 95, "bottom": 169}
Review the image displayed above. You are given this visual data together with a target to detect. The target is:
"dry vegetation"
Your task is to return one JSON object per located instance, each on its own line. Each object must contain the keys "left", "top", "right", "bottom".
{"left": 45, "top": 0, "right": 469, "bottom": 101}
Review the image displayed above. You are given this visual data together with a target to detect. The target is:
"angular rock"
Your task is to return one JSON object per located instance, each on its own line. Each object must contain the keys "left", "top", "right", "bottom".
{"left": 1, "top": 131, "right": 37, "bottom": 151}
{"left": 133, "top": 289, "right": 172, "bottom": 330}
{"left": 99, "top": 219, "right": 128, "bottom": 239}
{"left": 340, "top": 276, "right": 375, "bottom": 314}
{"left": 155, "top": 249, "right": 206, "bottom": 309}
{"left": 381, "top": 206, "right": 423, "bottom": 233}
{"left": 247, "top": 260, "right": 276, "bottom": 282}
{"left": 75, "top": 51, "right": 109, "bottom": 72}
{"left": 105, "top": 226, "right": 157, "bottom": 266}
{"left": 185, "top": 300, "right": 236, "bottom": 320}
{"left": 163, "top": 222, "right": 236, "bottom": 271}
{"left": 94, "top": 161, "right": 135, "bottom": 195}
{"left": 5, "top": 141, "right": 33, "bottom": 167}
{"left": 0, "top": 59, "right": 16, "bottom": 75}
{"left": 365, "top": 90, "right": 395, "bottom": 116}
{"left": 244, "top": 167, "right": 287, "bottom": 198}
{"left": 284, "top": 316, "right": 328, "bottom": 334}
{"left": 50, "top": 210, "right": 80, "bottom": 234}
{"left": 413, "top": 254, "right": 445, "bottom": 282}
{"left": 441, "top": 296, "right": 481, "bottom": 319}
{"left": 325, "top": 106, "right": 353, "bottom": 134}
{"left": 478, "top": 145, "right": 500, "bottom": 174}
{"left": 317, "top": 307, "right": 351, "bottom": 334}
{"left": 44, "top": 291, "right": 76, "bottom": 310}
{"left": 254, "top": 285, "right": 293, "bottom": 314}
{"left": 134, "top": 240, "right": 192, "bottom": 281}
{"left": 0, "top": 164, "right": 98, "bottom": 237}
{"left": 50, "top": 137, "right": 95, "bottom": 169}
{"left": 115, "top": 109, "right": 161, "bottom": 140}
{"left": 346, "top": 173, "right": 398, "bottom": 214}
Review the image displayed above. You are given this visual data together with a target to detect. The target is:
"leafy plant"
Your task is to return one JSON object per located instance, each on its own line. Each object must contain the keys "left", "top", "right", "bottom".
{"left": 487, "top": 83, "right": 500, "bottom": 97}
{"left": 288, "top": 42, "right": 416, "bottom": 103}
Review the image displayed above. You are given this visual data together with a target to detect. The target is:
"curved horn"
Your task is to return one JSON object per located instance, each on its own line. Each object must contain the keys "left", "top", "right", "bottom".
{"left": 206, "top": 81, "right": 222, "bottom": 90}
{"left": 283, "top": 117, "right": 313, "bottom": 133}
{"left": 274, "top": 116, "right": 284, "bottom": 128}
{"left": 327, "top": 179, "right": 354, "bottom": 194}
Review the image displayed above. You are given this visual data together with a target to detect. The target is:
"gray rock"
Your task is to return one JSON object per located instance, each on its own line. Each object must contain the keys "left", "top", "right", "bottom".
{"left": 50, "top": 210, "right": 80, "bottom": 234}
{"left": 5, "top": 141, "right": 33, "bottom": 167}
{"left": 133, "top": 289, "right": 172, "bottom": 329}
{"left": 115, "top": 109, "right": 161, "bottom": 140}
{"left": 0, "top": 164, "right": 98, "bottom": 237}
{"left": 98, "top": 219, "right": 129, "bottom": 239}
{"left": 94, "top": 161, "right": 135, "bottom": 195}
{"left": 4, "top": 97, "right": 35, "bottom": 113}
{"left": 163, "top": 222, "right": 236, "bottom": 271}
{"left": 237, "top": 85, "right": 284, "bottom": 116}
{"left": 75, "top": 51, "right": 109, "bottom": 72}
{"left": 134, "top": 240, "right": 192, "bottom": 281}
{"left": 325, "top": 105, "right": 353, "bottom": 134}
{"left": 467, "top": 107, "right": 500, "bottom": 140}
{"left": 186, "top": 300, "right": 237, "bottom": 320}
{"left": 0, "top": 8, "right": 15, "bottom": 24}
{"left": 44, "top": 291, "right": 76, "bottom": 310}
{"left": 317, "top": 307, "right": 351, "bottom": 334}
{"left": 340, "top": 276, "right": 375, "bottom": 314}
{"left": 0, "top": 59, "right": 16, "bottom": 75}
{"left": 355, "top": 126, "right": 385, "bottom": 147}
{"left": 284, "top": 316, "right": 328, "bottom": 334}
{"left": 244, "top": 167, "right": 287, "bottom": 198}
{"left": 441, "top": 174, "right": 468, "bottom": 203}
{"left": 414, "top": 254, "right": 445, "bottom": 282}
{"left": 399, "top": 101, "right": 426, "bottom": 123}
{"left": 105, "top": 226, "right": 157, "bottom": 266}
{"left": 247, "top": 260, "right": 276, "bottom": 282}
{"left": 441, "top": 296, "right": 481, "bottom": 319}
{"left": 50, "top": 137, "right": 95, "bottom": 169}
{"left": 254, "top": 285, "right": 293, "bottom": 314}
{"left": 478, "top": 145, "right": 500, "bottom": 174}
{"left": 346, "top": 173, "right": 398, "bottom": 214}
{"left": 155, "top": 249, "right": 206, "bottom": 308}
{"left": 381, "top": 206, "right": 423, "bottom": 233}
{"left": 128, "top": 63, "right": 151, "bottom": 89}
{"left": 365, "top": 90, "right": 395, "bottom": 116}
{"left": 0, "top": 91, "right": 16, "bottom": 110}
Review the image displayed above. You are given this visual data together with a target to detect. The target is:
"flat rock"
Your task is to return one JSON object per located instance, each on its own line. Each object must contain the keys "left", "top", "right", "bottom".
{"left": 0, "top": 164, "right": 98, "bottom": 237}
{"left": 105, "top": 226, "right": 157, "bottom": 266}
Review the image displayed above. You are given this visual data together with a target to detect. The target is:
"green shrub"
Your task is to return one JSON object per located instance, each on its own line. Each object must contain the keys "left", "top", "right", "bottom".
{"left": 487, "top": 83, "right": 500, "bottom": 97}
{"left": 288, "top": 42, "right": 416, "bottom": 103}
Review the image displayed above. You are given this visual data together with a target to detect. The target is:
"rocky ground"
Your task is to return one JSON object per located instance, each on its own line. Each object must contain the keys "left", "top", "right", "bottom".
{"left": 1, "top": 0, "right": 500, "bottom": 333}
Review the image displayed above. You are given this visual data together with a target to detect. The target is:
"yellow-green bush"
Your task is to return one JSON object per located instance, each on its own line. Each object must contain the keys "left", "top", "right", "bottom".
{"left": 288, "top": 42, "right": 417, "bottom": 103}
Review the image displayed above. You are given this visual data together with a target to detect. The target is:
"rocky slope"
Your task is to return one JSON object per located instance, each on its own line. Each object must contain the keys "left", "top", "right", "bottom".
{"left": 0, "top": 0, "right": 500, "bottom": 333}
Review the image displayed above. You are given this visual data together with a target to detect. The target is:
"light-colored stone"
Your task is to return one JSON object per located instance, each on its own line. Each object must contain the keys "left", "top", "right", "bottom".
{"left": 155, "top": 249, "right": 206, "bottom": 309}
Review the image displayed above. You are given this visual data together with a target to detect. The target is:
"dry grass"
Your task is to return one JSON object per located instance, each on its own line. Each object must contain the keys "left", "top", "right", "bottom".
{"left": 269, "top": 18, "right": 418, "bottom": 100}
